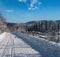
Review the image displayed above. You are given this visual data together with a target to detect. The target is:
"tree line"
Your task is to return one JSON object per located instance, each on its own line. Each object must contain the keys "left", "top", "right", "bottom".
{"left": 25, "top": 20, "right": 60, "bottom": 32}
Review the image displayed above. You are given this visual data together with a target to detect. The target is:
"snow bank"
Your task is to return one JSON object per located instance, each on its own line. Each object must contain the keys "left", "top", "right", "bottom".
{"left": 0, "top": 32, "right": 16, "bottom": 42}
{"left": 0, "top": 32, "right": 7, "bottom": 42}
{"left": 17, "top": 33, "right": 60, "bottom": 57}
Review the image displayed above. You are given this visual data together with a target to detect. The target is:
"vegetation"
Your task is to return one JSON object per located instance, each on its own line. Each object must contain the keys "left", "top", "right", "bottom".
{"left": 25, "top": 20, "right": 60, "bottom": 32}
{"left": 0, "top": 14, "right": 60, "bottom": 42}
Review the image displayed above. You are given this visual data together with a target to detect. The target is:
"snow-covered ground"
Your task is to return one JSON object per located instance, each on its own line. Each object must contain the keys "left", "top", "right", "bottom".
{"left": 15, "top": 32, "right": 60, "bottom": 57}
{"left": 0, "top": 32, "right": 7, "bottom": 42}
{"left": 0, "top": 32, "right": 60, "bottom": 57}
{"left": 0, "top": 32, "right": 41, "bottom": 57}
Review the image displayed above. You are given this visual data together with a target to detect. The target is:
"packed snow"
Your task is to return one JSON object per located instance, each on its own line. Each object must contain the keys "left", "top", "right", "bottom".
{"left": 0, "top": 32, "right": 60, "bottom": 57}
{"left": 0, "top": 32, "right": 7, "bottom": 42}
{"left": 0, "top": 32, "right": 41, "bottom": 57}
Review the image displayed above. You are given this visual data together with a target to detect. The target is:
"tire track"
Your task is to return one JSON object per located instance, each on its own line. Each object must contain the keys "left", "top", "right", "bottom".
{"left": 1, "top": 41, "right": 9, "bottom": 57}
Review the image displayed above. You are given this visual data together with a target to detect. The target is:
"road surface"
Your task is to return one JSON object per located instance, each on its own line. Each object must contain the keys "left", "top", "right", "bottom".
{"left": 0, "top": 32, "right": 41, "bottom": 57}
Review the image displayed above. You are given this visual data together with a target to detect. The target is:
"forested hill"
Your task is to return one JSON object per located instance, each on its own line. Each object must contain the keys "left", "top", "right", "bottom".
{"left": 0, "top": 15, "right": 60, "bottom": 32}
{"left": 25, "top": 20, "right": 60, "bottom": 32}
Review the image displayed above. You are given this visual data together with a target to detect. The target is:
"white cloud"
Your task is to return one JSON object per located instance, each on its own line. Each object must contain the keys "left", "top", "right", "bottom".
{"left": 28, "top": 0, "right": 42, "bottom": 10}
{"left": 18, "top": 0, "right": 42, "bottom": 10}
{"left": 5, "top": 10, "right": 14, "bottom": 13}
{"left": 31, "top": 0, "right": 38, "bottom": 4}
{"left": 28, "top": 6, "right": 38, "bottom": 10}
{"left": 32, "top": 6, "right": 38, "bottom": 10}
{"left": 18, "top": 0, "right": 27, "bottom": 3}
{"left": 38, "top": 2, "right": 42, "bottom": 5}
{"left": 28, "top": 7, "right": 32, "bottom": 10}
{"left": 30, "top": 3, "right": 34, "bottom": 8}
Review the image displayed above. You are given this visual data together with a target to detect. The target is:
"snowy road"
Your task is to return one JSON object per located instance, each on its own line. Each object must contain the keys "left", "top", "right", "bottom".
{"left": 0, "top": 32, "right": 41, "bottom": 57}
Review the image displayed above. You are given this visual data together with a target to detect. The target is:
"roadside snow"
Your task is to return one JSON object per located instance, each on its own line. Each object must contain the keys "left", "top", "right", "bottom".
{"left": 17, "top": 33, "right": 60, "bottom": 57}
{"left": 0, "top": 32, "right": 7, "bottom": 42}
{"left": 0, "top": 32, "right": 41, "bottom": 57}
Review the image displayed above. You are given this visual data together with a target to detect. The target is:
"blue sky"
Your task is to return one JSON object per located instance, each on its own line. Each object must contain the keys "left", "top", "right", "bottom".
{"left": 0, "top": 0, "right": 60, "bottom": 23}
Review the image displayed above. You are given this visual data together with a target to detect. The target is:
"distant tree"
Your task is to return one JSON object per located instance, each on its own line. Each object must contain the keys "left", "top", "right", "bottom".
{"left": 0, "top": 13, "right": 6, "bottom": 23}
